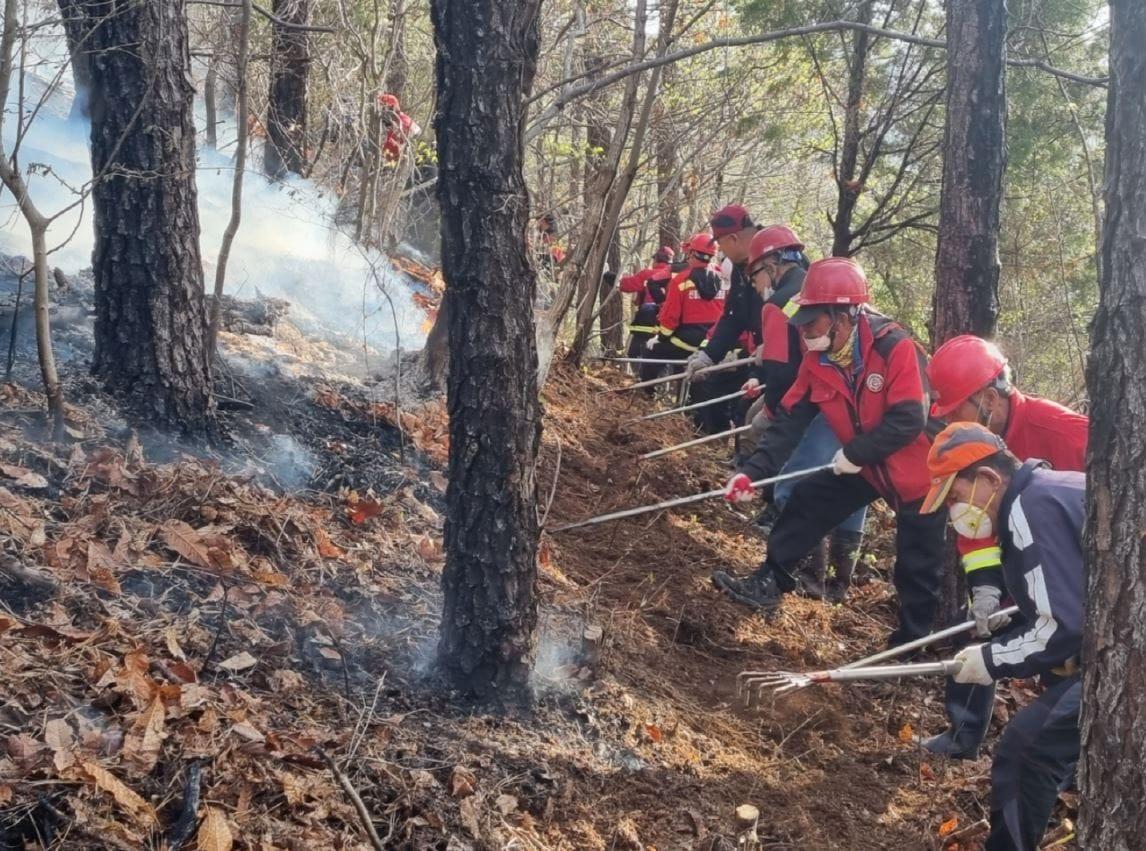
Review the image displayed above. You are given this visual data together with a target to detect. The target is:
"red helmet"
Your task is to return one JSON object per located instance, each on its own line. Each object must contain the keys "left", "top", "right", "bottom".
{"left": 653, "top": 245, "right": 675, "bottom": 264}
{"left": 687, "top": 232, "right": 718, "bottom": 259}
{"left": 378, "top": 93, "right": 400, "bottom": 109}
{"left": 927, "top": 335, "right": 1008, "bottom": 417}
{"left": 792, "top": 258, "right": 869, "bottom": 307}
{"left": 747, "top": 225, "right": 804, "bottom": 268}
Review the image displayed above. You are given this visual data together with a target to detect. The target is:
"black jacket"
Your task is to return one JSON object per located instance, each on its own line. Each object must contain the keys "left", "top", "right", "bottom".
{"left": 703, "top": 261, "right": 763, "bottom": 363}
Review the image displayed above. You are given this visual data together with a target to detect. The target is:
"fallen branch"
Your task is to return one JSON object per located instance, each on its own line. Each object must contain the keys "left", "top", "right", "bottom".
{"left": 316, "top": 747, "right": 386, "bottom": 851}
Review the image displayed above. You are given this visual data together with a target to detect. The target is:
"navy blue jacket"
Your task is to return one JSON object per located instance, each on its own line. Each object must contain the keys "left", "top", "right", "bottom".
{"left": 982, "top": 461, "right": 1086, "bottom": 681}
{"left": 702, "top": 261, "right": 763, "bottom": 363}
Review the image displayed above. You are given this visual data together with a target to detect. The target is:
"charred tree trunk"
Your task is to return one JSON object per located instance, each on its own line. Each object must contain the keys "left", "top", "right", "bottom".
{"left": 264, "top": 0, "right": 310, "bottom": 179}
{"left": 204, "top": 59, "right": 218, "bottom": 149}
{"left": 432, "top": 0, "right": 542, "bottom": 705}
{"left": 830, "top": 0, "right": 874, "bottom": 258}
{"left": 73, "top": 0, "right": 214, "bottom": 433}
{"left": 931, "top": 0, "right": 1006, "bottom": 344}
{"left": 1080, "top": 4, "right": 1146, "bottom": 845}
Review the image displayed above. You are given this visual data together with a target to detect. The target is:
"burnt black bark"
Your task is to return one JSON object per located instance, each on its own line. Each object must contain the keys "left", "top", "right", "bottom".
{"left": 432, "top": 0, "right": 542, "bottom": 705}
{"left": 1079, "top": 3, "right": 1146, "bottom": 845}
{"left": 931, "top": 0, "right": 1006, "bottom": 343}
{"left": 68, "top": 0, "right": 214, "bottom": 433}
{"left": 599, "top": 237, "right": 623, "bottom": 355}
{"left": 264, "top": 0, "right": 310, "bottom": 178}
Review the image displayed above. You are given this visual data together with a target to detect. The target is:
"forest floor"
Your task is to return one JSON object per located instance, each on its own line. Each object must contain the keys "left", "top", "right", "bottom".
{"left": 0, "top": 298, "right": 1078, "bottom": 849}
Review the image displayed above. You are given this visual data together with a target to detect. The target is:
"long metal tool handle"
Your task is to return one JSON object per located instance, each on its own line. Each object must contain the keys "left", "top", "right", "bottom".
{"left": 603, "top": 356, "right": 756, "bottom": 393}
{"left": 548, "top": 464, "right": 832, "bottom": 533}
{"left": 595, "top": 356, "right": 684, "bottom": 366}
{"left": 629, "top": 389, "right": 749, "bottom": 423}
{"left": 824, "top": 660, "right": 962, "bottom": 684}
{"left": 640, "top": 425, "right": 752, "bottom": 460}
{"left": 840, "top": 605, "right": 1020, "bottom": 670}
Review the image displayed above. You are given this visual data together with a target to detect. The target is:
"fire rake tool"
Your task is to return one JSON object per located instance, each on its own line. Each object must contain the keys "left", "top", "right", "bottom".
{"left": 741, "top": 661, "right": 962, "bottom": 700}
{"left": 548, "top": 464, "right": 831, "bottom": 533}
{"left": 603, "top": 356, "right": 756, "bottom": 393}
{"left": 735, "top": 605, "right": 1019, "bottom": 704}
{"left": 594, "top": 356, "right": 686, "bottom": 366}
{"left": 628, "top": 388, "right": 749, "bottom": 423}
{"left": 640, "top": 424, "right": 751, "bottom": 460}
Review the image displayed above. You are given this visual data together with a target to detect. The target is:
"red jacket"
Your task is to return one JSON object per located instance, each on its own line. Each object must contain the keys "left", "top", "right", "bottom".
{"left": 657, "top": 266, "right": 725, "bottom": 336}
{"left": 957, "top": 391, "right": 1088, "bottom": 574}
{"left": 619, "top": 262, "right": 672, "bottom": 309}
{"left": 383, "top": 112, "right": 415, "bottom": 161}
{"left": 777, "top": 313, "right": 932, "bottom": 504}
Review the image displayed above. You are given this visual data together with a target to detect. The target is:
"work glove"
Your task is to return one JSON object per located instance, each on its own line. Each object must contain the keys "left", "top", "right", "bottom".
{"left": 741, "top": 378, "right": 763, "bottom": 400}
{"left": 645, "top": 336, "right": 659, "bottom": 352}
{"left": 969, "top": 585, "right": 1012, "bottom": 638}
{"left": 724, "top": 473, "right": 756, "bottom": 504}
{"left": 831, "top": 448, "right": 862, "bottom": 475}
{"left": 750, "top": 344, "right": 764, "bottom": 367}
{"left": 685, "top": 350, "right": 714, "bottom": 381}
{"left": 952, "top": 644, "right": 994, "bottom": 686}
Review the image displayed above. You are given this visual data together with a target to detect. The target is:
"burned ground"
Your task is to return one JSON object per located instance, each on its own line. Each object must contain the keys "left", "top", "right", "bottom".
{"left": 0, "top": 343, "right": 1074, "bottom": 849}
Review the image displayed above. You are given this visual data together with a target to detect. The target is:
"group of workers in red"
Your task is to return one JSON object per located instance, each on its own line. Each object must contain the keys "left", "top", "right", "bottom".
{"left": 617, "top": 204, "right": 1088, "bottom": 851}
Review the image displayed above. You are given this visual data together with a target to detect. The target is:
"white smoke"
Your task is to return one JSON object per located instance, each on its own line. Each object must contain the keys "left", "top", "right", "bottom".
{"left": 0, "top": 12, "right": 427, "bottom": 357}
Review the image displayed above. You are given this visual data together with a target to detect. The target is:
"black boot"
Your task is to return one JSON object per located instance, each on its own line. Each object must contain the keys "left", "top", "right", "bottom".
{"left": 922, "top": 679, "right": 996, "bottom": 759}
{"left": 711, "top": 567, "right": 786, "bottom": 612}
{"left": 793, "top": 540, "right": 827, "bottom": 599}
{"left": 825, "top": 529, "right": 863, "bottom": 604}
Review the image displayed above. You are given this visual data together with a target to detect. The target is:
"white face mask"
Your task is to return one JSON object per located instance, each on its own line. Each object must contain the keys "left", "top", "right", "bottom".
{"left": 948, "top": 479, "right": 997, "bottom": 539}
{"left": 805, "top": 334, "right": 831, "bottom": 352}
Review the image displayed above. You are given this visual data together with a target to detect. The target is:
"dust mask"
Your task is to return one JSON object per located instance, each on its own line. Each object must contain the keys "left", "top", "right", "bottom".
{"left": 805, "top": 334, "right": 831, "bottom": 353}
{"left": 948, "top": 480, "right": 997, "bottom": 539}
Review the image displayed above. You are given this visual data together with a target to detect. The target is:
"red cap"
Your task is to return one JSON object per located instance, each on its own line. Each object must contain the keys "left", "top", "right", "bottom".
{"left": 927, "top": 335, "right": 1008, "bottom": 418}
{"left": 709, "top": 204, "right": 755, "bottom": 239}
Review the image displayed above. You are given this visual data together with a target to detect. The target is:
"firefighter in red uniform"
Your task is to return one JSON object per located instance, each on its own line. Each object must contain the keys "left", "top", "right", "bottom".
{"left": 619, "top": 246, "right": 675, "bottom": 360}
{"left": 713, "top": 258, "right": 946, "bottom": 645}
{"left": 737, "top": 226, "right": 868, "bottom": 601}
{"left": 921, "top": 334, "right": 1089, "bottom": 758}
{"left": 639, "top": 234, "right": 723, "bottom": 380}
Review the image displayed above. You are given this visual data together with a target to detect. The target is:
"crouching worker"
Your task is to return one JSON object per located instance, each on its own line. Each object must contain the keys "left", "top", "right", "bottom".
{"left": 924, "top": 423, "right": 1084, "bottom": 851}
{"left": 712, "top": 258, "right": 944, "bottom": 645}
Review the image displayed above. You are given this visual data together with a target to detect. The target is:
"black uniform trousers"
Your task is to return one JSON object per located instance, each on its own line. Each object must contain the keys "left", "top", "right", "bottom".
{"left": 987, "top": 674, "right": 1080, "bottom": 851}
{"left": 753, "top": 469, "right": 945, "bottom": 644}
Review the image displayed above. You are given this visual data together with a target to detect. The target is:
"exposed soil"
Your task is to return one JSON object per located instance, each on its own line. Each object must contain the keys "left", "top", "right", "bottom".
{"left": 0, "top": 335, "right": 1076, "bottom": 850}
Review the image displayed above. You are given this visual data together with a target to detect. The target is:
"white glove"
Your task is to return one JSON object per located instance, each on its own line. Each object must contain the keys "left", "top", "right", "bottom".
{"left": 952, "top": 644, "right": 994, "bottom": 686}
{"left": 645, "top": 336, "right": 659, "bottom": 351}
{"left": 831, "top": 448, "right": 862, "bottom": 475}
{"left": 684, "top": 350, "right": 714, "bottom": 381}
{"left": 751, "top": 344, "right": 764, "bottom": 367}
{"left": 969, "top": 585, "right": 1011, "bottom": 638}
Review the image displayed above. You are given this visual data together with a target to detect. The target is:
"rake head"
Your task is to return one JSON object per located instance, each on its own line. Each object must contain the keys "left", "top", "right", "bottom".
{"left": 736, "top": 670, "right": 826, "bottom": 704}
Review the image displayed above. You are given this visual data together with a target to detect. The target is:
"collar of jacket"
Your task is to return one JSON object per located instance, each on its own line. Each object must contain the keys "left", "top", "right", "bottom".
{"left": 1001, "top": 388, "right": 1030, "bottom": 445}
{"left": 997, "top": 458, "right": 1052, "bottom": 544}
{"left": 769, "top": 265, "right": 806, "bottom": 308}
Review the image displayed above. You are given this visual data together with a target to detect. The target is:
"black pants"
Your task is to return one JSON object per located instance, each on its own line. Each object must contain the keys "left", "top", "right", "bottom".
{"left": 639, "top": 338, "right": 691, "bottom": 382}
{"left": 987, "top": 675, "right": 1081, "bottom": 851}
{"left": 627, "top": 331, "right": 655, "bottom": 360}
{"left": 755, "top": 470, "right": 945, "bottom": 643}
{"left": 690, "top": 363, "right": 753, "bottom": 435}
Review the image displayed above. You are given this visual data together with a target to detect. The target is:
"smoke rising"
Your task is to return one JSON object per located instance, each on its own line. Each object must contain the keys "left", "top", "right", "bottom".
{"left": 0, "top": 17, "right": 427, "bottom": 358}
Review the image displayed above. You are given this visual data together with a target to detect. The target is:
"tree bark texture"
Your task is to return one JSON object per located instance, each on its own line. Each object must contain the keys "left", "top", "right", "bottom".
{"left": 654, "top": 95, "right": 681, "bottom": 251}
{"left": 75, "top": 0, "right": 214, "bottom": 433}
{"left": 931, "top": 0, "right": 1006, "bottom": 344}
{"left": 830, "top": 0, "right": 873, "bottom": 258}
{"left": 432, "top": 0, "right": 542, "bottom": 705}
{"left": 599, "top": 236, "right": 623, "bottom": 354}
{"left": 264, "top": 0, "right": 310, "bottom": 178}
{"left": 1079, "top": 3, "right": 1146, "bottom": 846}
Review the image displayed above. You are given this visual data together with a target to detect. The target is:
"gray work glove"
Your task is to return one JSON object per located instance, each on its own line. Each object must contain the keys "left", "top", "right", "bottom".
{"left": 970, "top": 585, "right": 1012, "bottom": 638}
{"left": 684, "top": 350, "right": 714, "bottom": 381}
